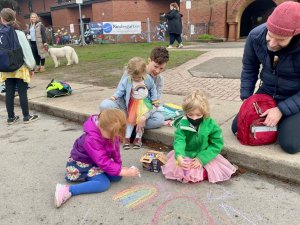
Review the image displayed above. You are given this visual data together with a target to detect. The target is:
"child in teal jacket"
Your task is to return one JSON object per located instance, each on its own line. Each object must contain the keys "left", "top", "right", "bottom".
{"left": 162, "top": 90, "right": 236, "bottom": 183}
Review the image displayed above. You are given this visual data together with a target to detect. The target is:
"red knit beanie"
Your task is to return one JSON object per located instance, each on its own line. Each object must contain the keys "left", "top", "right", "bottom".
{"left": 266, "top": 1, "right": 300, "bottom": 37}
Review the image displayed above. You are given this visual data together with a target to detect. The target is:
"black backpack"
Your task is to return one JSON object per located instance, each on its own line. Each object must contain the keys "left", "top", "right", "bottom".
{"left": 0, "top": 24, "right": 24, "bottom": 72}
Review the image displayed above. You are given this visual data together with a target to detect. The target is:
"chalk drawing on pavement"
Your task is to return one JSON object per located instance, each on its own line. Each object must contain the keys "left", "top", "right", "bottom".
{"left": 113, "top": 184, "right": 158, "bottom": 209}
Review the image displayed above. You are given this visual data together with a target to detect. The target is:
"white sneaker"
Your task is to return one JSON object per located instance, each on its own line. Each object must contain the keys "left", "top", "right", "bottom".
{"left": 167, "top": 45, "right": 173, "bottom": 49}
{"left": 178, "top": 43, "right": 183, "bottom": 48}
{"left": 54, "top": 183, "right": 72, "bottom": 208}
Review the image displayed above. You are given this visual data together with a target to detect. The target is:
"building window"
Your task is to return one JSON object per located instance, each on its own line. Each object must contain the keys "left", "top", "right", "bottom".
{"left": 57, "top": 0, "right": 72, "bottom": 3}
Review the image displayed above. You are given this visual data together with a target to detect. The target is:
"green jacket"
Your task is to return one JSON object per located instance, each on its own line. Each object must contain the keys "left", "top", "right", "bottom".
{"left": 173, "top": 116, "right": 224, "bottom": 165}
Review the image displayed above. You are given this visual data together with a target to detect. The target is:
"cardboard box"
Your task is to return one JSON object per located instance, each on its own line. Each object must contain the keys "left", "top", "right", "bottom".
{"left": 140, "top": 150, "right": 167, "bottom": 173}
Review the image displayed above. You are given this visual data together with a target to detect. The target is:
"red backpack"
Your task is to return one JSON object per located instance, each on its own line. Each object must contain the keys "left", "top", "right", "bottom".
{"left": 237, "top": 94, "right": 277, "bottom": 146}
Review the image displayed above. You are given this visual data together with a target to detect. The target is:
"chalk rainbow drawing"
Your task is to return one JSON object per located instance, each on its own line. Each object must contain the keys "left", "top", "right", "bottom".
{"left": 113, "top": 184, "right": 158, "bottom": 209}
{"left": 152, "top": 196, "right": 216, "bottom": 225}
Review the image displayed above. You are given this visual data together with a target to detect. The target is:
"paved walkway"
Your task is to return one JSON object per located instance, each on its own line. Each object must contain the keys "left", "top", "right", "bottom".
{"left": 1, "top": 42, "right": 299, "bottom": 184}
{"left": 163, "top": 46, "right": 242, "bottom": 101}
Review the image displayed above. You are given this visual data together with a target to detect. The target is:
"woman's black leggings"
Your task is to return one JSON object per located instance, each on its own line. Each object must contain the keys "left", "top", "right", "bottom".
{"left": 231, "top": 112, "right": 300, "bottom": 154}
{"left": 30, "top": 41, "right": 45, "bottom": 66}
{"left": 5, "top": 78, "right": 29, "bottom": 119}
{"left": 169, "top": 33, "right": 182, "bottom": 45}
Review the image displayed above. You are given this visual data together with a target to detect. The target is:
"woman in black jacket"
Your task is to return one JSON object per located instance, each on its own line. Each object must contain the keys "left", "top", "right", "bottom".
{"left": 163, "top": 2, "right": 183, "bottom": 49}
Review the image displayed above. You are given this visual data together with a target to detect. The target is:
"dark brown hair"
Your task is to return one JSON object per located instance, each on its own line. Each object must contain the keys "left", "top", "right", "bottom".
{"left": 170, "top": 2, "right": 180, "bottom": 11}
{"left": 0, "top": 8, "right": 20, "bottom": 30}
{"left": 150, "top": 46, "right": 169, "bottom": 65}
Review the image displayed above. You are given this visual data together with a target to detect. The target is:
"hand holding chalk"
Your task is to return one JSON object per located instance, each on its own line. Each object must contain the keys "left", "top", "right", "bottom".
{"left": 130, "top": 166, "right": 141, "bottom": 178}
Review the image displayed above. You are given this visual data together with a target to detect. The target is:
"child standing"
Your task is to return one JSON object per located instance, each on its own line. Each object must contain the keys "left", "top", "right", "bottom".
{"left": 109, "top": 57, "right": 159, "bottom": 149}
{"left": 55, "top": 109, "right": 140, "bottom": 208}
{"left": 0, "top": 8, "right": 38, "bottom": 124}
{"left": 162, "top": 90, "right": 236, "bottom": 183}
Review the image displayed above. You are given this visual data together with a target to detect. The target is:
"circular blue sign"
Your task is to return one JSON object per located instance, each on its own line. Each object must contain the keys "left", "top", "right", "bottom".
{"left": 103, "top": 23, "right": 112, "bottom": 33}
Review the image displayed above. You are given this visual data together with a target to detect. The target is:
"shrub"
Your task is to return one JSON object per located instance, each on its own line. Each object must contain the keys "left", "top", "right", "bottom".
{"left": 197, "top": 34, "right": 218, "bottom": 40}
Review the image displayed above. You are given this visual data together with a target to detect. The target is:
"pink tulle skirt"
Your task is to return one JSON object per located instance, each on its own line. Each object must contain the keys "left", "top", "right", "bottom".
{"left": 161, "top": 151, "right": 236, "bottom": 183}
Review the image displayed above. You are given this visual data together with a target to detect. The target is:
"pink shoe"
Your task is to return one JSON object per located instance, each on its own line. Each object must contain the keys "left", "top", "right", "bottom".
{"left": 55, "top": 183, "right": 72, "bottom": 208}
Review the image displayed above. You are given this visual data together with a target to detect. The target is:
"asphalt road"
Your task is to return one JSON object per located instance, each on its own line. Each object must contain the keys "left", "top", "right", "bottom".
{"left": 0, "top": 102, "right": 299, "bottom": 225}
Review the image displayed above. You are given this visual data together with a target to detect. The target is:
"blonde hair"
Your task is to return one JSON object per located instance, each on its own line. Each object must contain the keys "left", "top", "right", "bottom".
{"left": 98, "top": 109, "right": 127, "bottom": 139}
{"left": 0, "top": 8, "right": 20, "bottom": 30}
{"left": 30, "top": 12, "right": 40, "bottom": 23}
{"left": 170, "top": 2, "right": 179, "bottom": 11}
{"left": 182, "top": 90, "right": 210, "bottom": 118}
{"left": 126, "top": 57, "right": 146, "bottom": 79}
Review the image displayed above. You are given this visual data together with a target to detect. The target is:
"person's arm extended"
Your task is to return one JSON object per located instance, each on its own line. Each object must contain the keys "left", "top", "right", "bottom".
{"left": 196, "top": 120, "right": 223, "bottom": 165}
{"left": 84, "top": 137, "right": 122, "bottom": 176}
{"left": 173, "top": 127, "right": 187, "bottom": 160}
{"left": 40, "top": 24, "right": 47, "bottom": 44}
{"left": 156, "top": 75, "right": 164, "bottom": 100}
{"left": 240, "top": 34, "right": 260, "bottom": 100}
{"left": 111, "top": 76, "right": 127, "bottom": 99}
{"left": 164, "top": 10, "right": 177, "bottom": 19}
{"left": 277, "top": 91, "right": 300, "bottom": 116}
{"left": 16, "top": 31, "right": 36, "bottom": 70}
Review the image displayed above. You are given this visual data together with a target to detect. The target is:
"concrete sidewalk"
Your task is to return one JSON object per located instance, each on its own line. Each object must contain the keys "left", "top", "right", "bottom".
{"left": 1, "top": 76, "right": 299, "bottom": 184}
{"left": 1, "top": 43, "right": 299, "bottom": 184}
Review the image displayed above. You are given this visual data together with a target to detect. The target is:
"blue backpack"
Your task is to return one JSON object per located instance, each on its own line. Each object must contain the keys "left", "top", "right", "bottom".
{"left": 0, "top": 25, "right": 24, "bottom": 72}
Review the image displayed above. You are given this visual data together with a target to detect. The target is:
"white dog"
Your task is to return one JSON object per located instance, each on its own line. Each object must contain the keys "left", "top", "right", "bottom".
{"left": 48, "top": 46, "right": 79, "bottom": 68}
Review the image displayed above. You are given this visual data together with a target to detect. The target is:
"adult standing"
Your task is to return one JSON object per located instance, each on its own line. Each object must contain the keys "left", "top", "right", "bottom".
{"left": 163, "top": 2, "right": 183, "bottom": 49}
{"left": 99, "top": 46, "right": 169, "bottom": 131}
{"left": 231, "top": 1, "right": 300, "bottom": 154}
{"left": 0, "top": 8, "right": 39, "bottom": 124}
{"left": 26, "top": 13, "right": 48, "bottom": 73}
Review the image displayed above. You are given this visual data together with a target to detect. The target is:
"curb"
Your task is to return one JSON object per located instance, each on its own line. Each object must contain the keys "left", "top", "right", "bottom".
{"left": 1, "top": 95, "right": 299, "bottom": 184}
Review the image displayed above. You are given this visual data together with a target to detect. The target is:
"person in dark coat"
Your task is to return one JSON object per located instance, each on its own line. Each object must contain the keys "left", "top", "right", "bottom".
{"left": 163, "top": 2, "right": 183, "bottom": 49}
{"left": 232, "top": 1, "right": 300, "bottom": 154}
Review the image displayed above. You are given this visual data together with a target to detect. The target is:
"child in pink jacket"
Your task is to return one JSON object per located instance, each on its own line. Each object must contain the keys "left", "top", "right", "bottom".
{"left": 54, "top": 109, "right": 140, "bottom": 208}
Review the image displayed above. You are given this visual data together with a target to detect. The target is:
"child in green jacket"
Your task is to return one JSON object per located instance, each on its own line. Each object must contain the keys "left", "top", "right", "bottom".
{"left": 162, "top": 90, "right": 236, "bottom": 183}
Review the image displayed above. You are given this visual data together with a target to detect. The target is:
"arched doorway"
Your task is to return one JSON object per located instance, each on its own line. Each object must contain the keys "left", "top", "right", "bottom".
{"left": 240, "top": 0, "right": 276, "bottom": 37}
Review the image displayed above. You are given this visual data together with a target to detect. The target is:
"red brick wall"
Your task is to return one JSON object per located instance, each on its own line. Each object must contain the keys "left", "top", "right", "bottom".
{"left": 18, "top": 0, "right": 57, "bottom": 15}
{"left": 17, "top": 0, "right": 57, "bottom": 28}
{"left": 15, "top": 0, "right": 293, "bottom": 41}
{"left": 92, "top": 1, "right": 172, "bottom": 25}
{"left": 50, "top": 5, "right": 92, "bottom": 35}
{"left": 180, "top": 0, "right": 228, "bottom": 38}
{"left": 92, "top": 0, "right": 172, "bottom": 39}
{"left": 92, "top": 2, "right": 113, "bottom": 22}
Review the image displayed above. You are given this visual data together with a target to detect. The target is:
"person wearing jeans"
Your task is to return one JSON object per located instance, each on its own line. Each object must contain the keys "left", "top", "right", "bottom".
{"left": 99, "top": 46, "right": 169, "bottom": 131}
{"left": 0, "top": 8, "right": 39, "bottom": 124}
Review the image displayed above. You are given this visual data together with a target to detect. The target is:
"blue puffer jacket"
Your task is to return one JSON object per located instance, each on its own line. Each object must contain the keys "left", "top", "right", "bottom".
{"left": 241, "top": 24, "right": 300, "bottom": 116}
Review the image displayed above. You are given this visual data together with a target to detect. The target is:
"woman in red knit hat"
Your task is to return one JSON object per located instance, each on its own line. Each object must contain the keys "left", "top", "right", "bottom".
{"left": 232, "top": 1, "right": 300, "bottom": 154}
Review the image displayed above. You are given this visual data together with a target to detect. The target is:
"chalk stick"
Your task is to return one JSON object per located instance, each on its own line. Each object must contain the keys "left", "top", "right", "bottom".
{"left": 130, "top": 166, "right": 141, "bottom": 178}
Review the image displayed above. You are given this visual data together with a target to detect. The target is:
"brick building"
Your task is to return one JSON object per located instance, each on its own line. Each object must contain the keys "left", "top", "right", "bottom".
{"left": 16, "top": 0, "right": 290, "bottom": 41}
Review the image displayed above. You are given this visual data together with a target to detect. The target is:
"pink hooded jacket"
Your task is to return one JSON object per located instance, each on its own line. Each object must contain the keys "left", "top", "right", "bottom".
{"left": 70, "top": 115, "right": 122, "bottom": 176}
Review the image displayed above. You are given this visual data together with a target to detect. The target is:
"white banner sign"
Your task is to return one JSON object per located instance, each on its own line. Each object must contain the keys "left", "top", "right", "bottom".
{"left": 76, "top": 0, "right": 83, "bottom": 4}
{"left": 102, "top": 21, "right": 141, "bottom": 34}
{"left": 190, "top": 24, "right": 195, "bottom": 35}
{"left": 186, "top": 1, "right": 191, "bottom": 9}
{"left": 70, "top": 24, "right": 74, "bottom": 33}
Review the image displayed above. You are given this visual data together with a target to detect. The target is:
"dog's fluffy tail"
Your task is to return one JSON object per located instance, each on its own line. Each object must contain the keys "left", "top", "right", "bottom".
{"left": 71, "top": 48, "right": 79, "bottom": 64}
